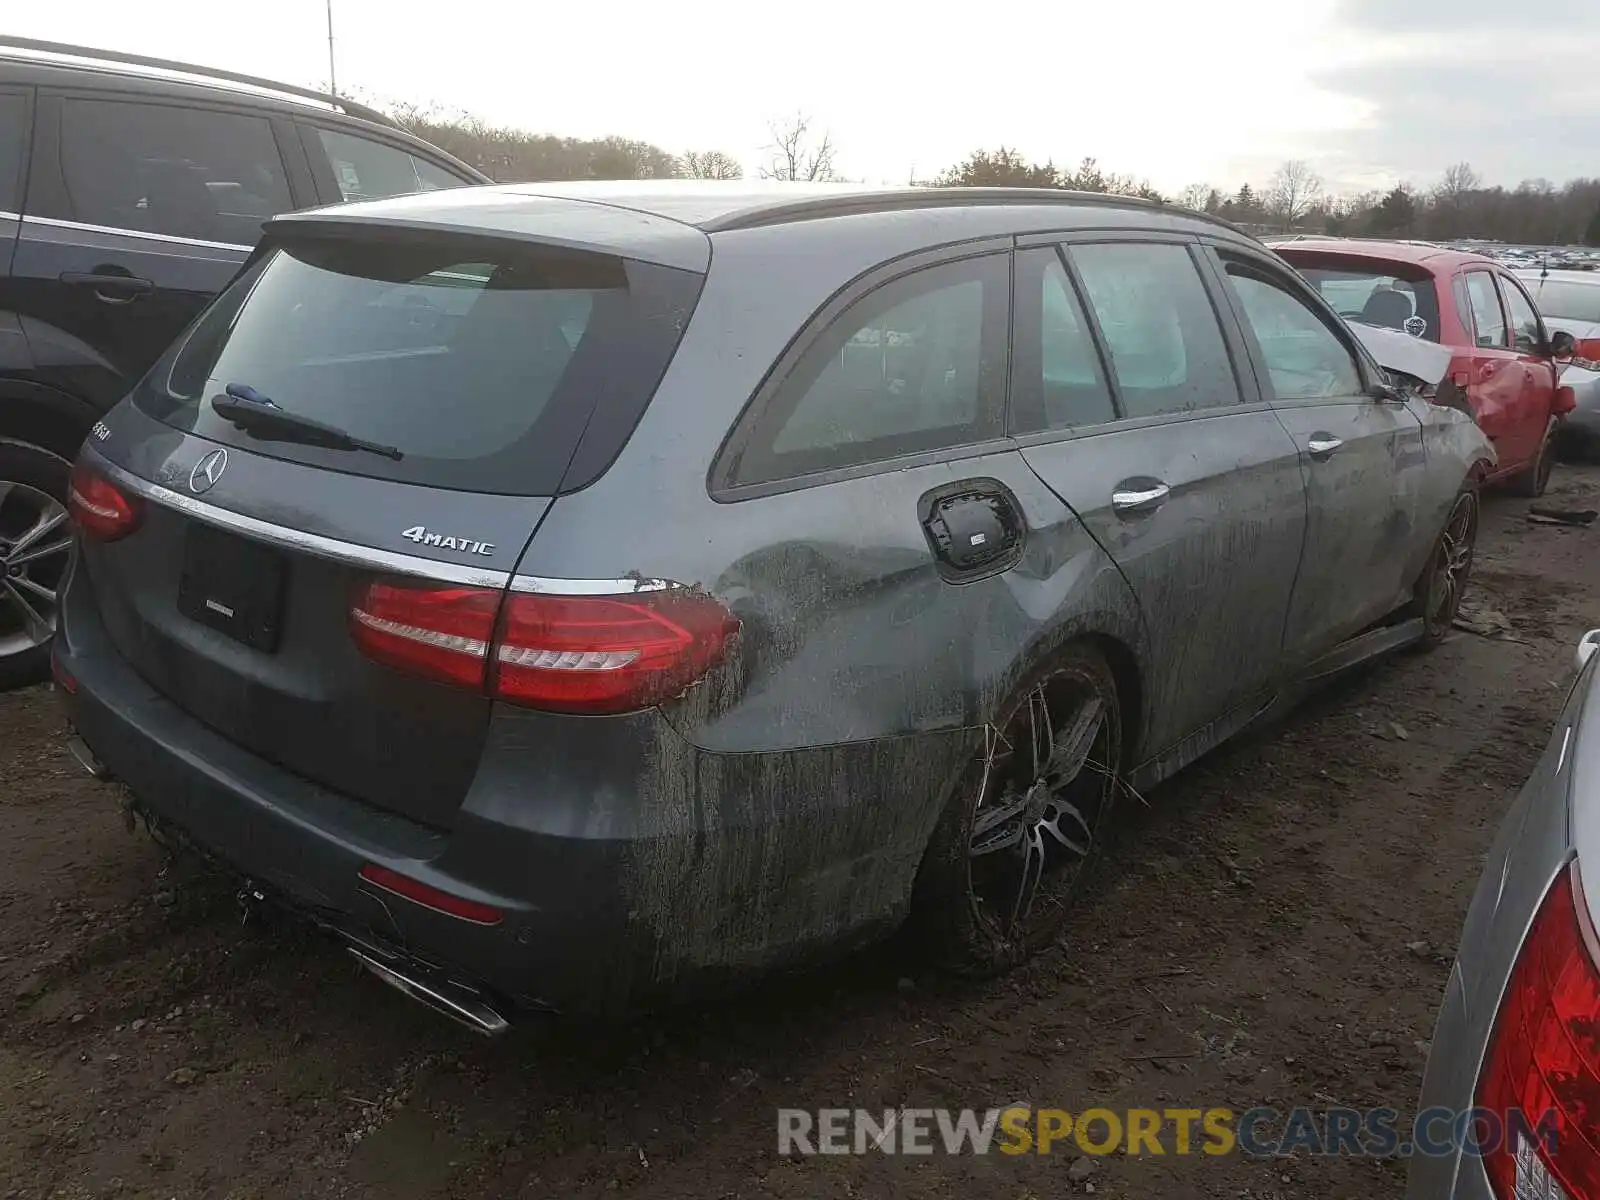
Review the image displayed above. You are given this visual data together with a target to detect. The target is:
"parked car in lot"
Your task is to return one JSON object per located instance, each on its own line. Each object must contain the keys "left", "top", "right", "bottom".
{"left": 0, "top": 36, "right": 487, "bottom": 688}
{"left": 54, "top": 183, "right": 1493, "bottom": 1027}
{"left": 1409, "top": 628, "right": 1600, "bottom": 1200}
{"left": 1517, "top": 268, "right": 1600, "bottom": 360}
{"left": 1274, "top": 239, "right": 1575, "bottom": 497}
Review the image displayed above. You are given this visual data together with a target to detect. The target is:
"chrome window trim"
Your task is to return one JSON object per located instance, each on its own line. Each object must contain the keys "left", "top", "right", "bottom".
{"left": 0, "top": 209, "right": 20, "bottom": 221}
{"left": 22, "top": 213, "right": 252, "bottom": 253}
{"left": 92, "top": 454, "right": 669, "bottom": 595}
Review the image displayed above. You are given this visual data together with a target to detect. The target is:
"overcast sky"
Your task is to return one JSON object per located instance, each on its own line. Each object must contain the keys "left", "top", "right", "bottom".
{"left": 13, "top": 0, "right": 1597, "bottom": 195}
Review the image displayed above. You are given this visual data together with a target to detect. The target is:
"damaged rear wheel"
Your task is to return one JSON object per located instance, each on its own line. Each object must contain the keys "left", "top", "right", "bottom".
{"left": 911, "top": 646, "right": 1122, "bottom": 976}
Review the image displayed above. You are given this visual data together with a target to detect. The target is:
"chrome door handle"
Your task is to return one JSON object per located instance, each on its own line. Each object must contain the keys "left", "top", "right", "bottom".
{"left": 1111, "top": 482, "right": 1170, "bottom": 513}
{"left": 1307, "top": 435, "right": 1343, "bottom": 459}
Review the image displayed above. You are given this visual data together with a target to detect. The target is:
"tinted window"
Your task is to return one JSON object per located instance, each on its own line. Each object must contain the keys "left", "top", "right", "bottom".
{"left": 1011, "top": 248, "right": 1116, "bottom": 434}
{"left": 1068, "top": 242, "right": 1239, "bottom": 418}
{"left": 316, "top": 128, "right": 465, "bottom": 202}
{"left": 730, "top": 253, "right": 1008, "bottom": 485}
{"left": 1463, "top": 272, "right": 1508, "bottom": 349}
{"left": 0, "top": 93, "right": 25, "bottom": 213}
{"left": 58, "top": 100, "right": 290, "bottom": 244}
{"left": 1225, "top": 263, "right": 1363, "bottom": 400}
{"left": 1500, "top": 277, "right": 1543, "bottom": 353}
{"left": 138, "top": 235, "right": 703, "bottom": 495}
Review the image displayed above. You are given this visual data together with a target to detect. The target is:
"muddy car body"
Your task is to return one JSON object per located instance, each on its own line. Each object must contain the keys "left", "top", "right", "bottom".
{"left": 55, "top": 184, "right": 1494, "bottom": 1023}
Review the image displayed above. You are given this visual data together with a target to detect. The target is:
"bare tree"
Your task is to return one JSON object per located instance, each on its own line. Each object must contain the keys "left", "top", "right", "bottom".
{"left": 1266, "top": 160, "right": 1323, "bottom": 231}
{"left": 681, "top": 150, "right": 744, "bottom": 180}
{"left": 1179, "top": 182, "right": 1213, "bottom": 211}
{"left": 1436, "top": 161, "right": 1481, "bottom": 204}
{"left": 759, "top": 114, "right": 839, "bottom": 182}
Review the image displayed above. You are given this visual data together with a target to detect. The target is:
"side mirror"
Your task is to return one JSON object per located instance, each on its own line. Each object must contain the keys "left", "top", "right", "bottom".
{"left": 1577, "top": 629, "right": 1600, "bottom": 673}
{"left": 1550, "top": 330, "right": 1577, "bottom": 358}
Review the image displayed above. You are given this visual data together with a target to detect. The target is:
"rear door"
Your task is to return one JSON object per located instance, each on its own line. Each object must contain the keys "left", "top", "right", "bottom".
{"left": 0, "top": 87, "right": 31, "bottom": 373}
{"left": 1499, "top": 271, "right": 1563, "bottom": 431}
{"left": 10, "top": 91, "right": 288, "bottom": 409}
{"left": 1208, "top": 245, "right": 1427, "bottom": 660}
{"left": 1012, "top": 236, "right": 1307, "bottom": 758}
{"left": 1459, "top": 268, "right": 1535, "bottom": 471}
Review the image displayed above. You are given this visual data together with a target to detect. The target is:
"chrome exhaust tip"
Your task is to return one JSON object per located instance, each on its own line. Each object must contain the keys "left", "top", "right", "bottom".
{"left": 347, "top": 946, "right": 510, "bottom": 1036}
{"left": 65, "top": 734, "right": 111, "bottom": 780}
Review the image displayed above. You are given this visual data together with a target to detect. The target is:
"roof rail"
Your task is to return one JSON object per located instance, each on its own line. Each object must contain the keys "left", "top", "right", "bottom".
{"left": 0, "top": 35, "right": 398, "bottom": 129}
{"left": 700, "top": 186, "right": 1257, "bottom": 234}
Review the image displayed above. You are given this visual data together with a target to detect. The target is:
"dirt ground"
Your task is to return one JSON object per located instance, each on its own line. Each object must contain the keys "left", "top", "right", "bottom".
{"left": 4, "top": 465, "right": 1599, "bottom": 1200}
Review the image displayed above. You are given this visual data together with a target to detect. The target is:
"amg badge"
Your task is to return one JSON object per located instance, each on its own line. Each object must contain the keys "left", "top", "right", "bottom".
{"left": 401, "top": 525, "right": 495, "bottom": 556}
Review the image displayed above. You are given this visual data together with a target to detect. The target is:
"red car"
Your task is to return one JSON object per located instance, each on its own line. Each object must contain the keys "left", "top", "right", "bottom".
{"left": 1274, "top": 239, "right": 1574, "bottom": 495}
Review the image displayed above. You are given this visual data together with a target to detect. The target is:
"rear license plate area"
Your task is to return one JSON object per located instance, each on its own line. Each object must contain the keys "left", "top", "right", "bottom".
{"left": 176, "top": 524, "right": 287, "bottom": 652}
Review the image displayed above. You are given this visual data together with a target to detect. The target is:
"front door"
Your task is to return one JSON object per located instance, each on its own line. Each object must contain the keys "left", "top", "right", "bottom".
{"left": 1459, "top": 268, "right": 1537, "bottom": 473}
{"left": 1499, "top": 271, "right": 1562, "bottom": 442}
{"left": 1209, "top": 247, "right": 1428, "bottom": 663}
{"left": 1010, "top": 239, "right": 1307, "bottom": 760}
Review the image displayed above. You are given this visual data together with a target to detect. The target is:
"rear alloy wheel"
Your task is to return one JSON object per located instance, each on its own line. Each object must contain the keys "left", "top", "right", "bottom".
{"left": 913, "top": 648, "right": 1122, "bottom": 975}
{"left": 0, "top": 440, "right": 74, "bottom": 690}
{"left": 1412, "top": 487, "right": 1479, "bottom": 649}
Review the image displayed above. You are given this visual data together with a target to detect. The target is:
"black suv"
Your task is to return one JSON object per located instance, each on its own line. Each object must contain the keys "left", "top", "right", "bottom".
{"left": 0, "top": 37, "right": 486, "bottom": 686}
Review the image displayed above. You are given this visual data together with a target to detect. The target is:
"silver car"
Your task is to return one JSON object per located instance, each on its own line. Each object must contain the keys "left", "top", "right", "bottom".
{"left": 1409, "top": 630, "right": 1600, "bottom": 1199}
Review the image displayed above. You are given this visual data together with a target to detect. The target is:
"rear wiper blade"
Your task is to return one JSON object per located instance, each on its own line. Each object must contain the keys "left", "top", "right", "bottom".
{"left": 211, "top": 383, "right": 403, "bottom": 461}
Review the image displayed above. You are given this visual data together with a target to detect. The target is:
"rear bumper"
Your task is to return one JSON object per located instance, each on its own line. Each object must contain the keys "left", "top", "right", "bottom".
{"left": 56, "top": 562, "right": 968, "bottom": 1013}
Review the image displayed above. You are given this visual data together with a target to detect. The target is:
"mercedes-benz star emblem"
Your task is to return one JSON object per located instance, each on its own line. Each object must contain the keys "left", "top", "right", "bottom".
{"left": 189, "top": 448, "right": 229, "bottom": 494}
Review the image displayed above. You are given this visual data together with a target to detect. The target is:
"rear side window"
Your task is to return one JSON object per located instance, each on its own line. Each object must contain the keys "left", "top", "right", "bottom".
{"left": 1068, "top": 242, "right": 1240, "bottom": 418}
{"left": 1010, "top": 247, "right": 1116, "bottom": 434}
{"left": 58, "top": 99, "right": 290, "bottom": 244}
{"left": 725, "top": 253, "right": 1009, "bottom": 486}
{"left": 1223, "top": 262, "right": 1363, "bottom": 401}
{"left": 0, "top": 93, "right": 26, "bottom": 213}
{"left": 1463, "top": 272, "right": 1509, "bottom": 349}
{"left": 315, "top": 128, "right": 465, "bottom": 202}
{"left": 138, "top": 235, "right": 703, "bottom": 495}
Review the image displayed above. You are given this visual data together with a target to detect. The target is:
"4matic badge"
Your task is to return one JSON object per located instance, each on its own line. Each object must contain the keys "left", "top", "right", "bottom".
{"left": 401, "top": 526, "right": 495, "bottom": 557}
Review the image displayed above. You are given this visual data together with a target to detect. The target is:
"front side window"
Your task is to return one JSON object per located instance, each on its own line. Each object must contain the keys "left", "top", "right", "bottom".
{"left": 1068, "top": 242, "right": 1240, "bottom": 418}
{"left": 1463, "top": 271, "right": 1509, "bottom": 349}
{"left": 316, "top": 128, "right": 465, "bottom": 202}
{"left": 1224, "top": 262, "right": 1363, "bottom": 401}
{"left": 58, "top": 99, "right": 290, "bottom": 244}
{"left": 727, "top": 253, "right": 1008, "bottom": 485}
{"left": 1500, "top": 277, "right": 1544, "bottom": 354}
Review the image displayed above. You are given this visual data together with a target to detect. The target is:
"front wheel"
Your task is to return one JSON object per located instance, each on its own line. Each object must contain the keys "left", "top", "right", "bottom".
{"left": 0, "top": 439, "right": 74, "bottom": 690}
{"left": 910, "top": 646, "right": 1123, "bottom": 976}
{"left": 1407, "top": 485, "right": 1479, "bottom": 650}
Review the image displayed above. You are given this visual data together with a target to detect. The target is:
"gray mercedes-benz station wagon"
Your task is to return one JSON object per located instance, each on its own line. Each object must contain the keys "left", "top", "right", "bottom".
{"left": 53, "top": 182, "right": 1493, "bottom": 1029}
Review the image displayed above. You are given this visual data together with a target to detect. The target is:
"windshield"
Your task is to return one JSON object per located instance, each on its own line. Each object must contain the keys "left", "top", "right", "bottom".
{"left": 137, "top": 234, "right": 703, "bottom": 495}
{"left": 1528, "top": 279, "right": 1600, "bottom": 325}
{"left": 1281, "top": 256, "right": 1443, "bottom": 343}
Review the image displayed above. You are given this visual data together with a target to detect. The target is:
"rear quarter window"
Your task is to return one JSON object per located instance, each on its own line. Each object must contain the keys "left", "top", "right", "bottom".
{"left": 138, "top": 233, "right": 703, "bottom": 495}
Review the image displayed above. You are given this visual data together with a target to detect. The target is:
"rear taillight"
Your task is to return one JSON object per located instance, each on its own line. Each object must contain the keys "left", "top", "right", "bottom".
{"left": 66, "top": 460, "right": 141, "bottom": 542}
{"left": 1477, "top": 860, "right": 1600, "bottom": 1199}
{"left": 349, "top": 580, "right": 739, "bottom": 714}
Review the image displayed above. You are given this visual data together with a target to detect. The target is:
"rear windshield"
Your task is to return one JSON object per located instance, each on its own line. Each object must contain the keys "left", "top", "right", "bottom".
{"left": 136, "top": 234, "right": 703, "bottom": 495}
{"left": 1281, "top": 256, "right": 1443, "bottom": 343}
{"left": 1527, "top": 279, "right": 1600, "bottom": 325}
